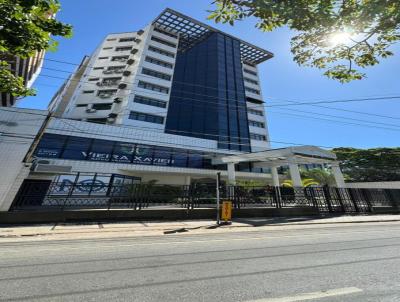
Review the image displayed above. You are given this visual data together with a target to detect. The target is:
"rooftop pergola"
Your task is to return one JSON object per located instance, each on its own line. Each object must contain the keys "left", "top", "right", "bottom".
{"left": 152, "top": 8, "right": 274, "bottom": 65}
{"left": 214, "top": 146, "right": 345, "bottom": 187}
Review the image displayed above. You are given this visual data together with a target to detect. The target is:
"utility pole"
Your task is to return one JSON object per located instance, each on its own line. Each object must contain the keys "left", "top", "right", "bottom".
{"left": 216, "top": 172, "right": 221, "bottom": 225}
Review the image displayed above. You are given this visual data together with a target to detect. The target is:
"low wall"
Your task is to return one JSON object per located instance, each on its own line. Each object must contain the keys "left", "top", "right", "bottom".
{"left": 346, "top": 181, "right": 400, "bottom": 189}
{"left": 0, "top": 207, "right": 319, "bottom": 224}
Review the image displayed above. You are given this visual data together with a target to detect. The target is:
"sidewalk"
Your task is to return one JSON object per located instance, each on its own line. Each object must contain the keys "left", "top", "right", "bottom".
{"left": 1, "top": 215, "right": 400, "bottom": 243}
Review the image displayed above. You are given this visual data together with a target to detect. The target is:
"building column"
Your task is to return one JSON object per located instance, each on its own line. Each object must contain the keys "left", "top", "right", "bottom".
{"left": 184, "top": 176, "right": 191, "bottom": 186}
{"left": 331, "top": 163, "right": 345, "bottom": 187}
{"left": 270, "top": 166, "right": 280, "bottom": 187}
{"left": 289, "top": 163, "right": 302, "bottom": 187}
{"left": 227, "top": 162, "right": 236, "bottom": 185}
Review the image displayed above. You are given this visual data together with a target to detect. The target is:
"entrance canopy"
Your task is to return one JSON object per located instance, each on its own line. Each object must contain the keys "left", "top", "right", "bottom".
{"left": 214, "top": 146, "right": 337, "bottom": 166}
{"left": 212, "top": 146, "right": 344, "bottom": 187}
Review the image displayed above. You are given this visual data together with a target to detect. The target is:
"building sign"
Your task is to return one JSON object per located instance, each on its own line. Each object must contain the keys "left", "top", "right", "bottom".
{"left": 34, "top": 133, "right": 217, "bottom": 170}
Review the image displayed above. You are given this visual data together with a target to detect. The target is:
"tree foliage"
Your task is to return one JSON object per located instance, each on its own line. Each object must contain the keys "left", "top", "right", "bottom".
{"left": 333, "top": 147, "right": 400, "bottom": 182}
{"left": 0, "top": 0, "right": 72, "bottom": 97}
{"left": 209, "top": 0, "right": 400, "bottom": 82}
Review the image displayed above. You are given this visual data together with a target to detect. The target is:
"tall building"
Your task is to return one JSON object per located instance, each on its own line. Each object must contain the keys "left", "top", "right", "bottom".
{"left": 2, "top": 9, "right": 346, "bottom": 211}
{"left": 51, "top": 8, "right": 272, "bottom": 153}
{"left": 15, "top": 8, "right": 280, "bottom": 191}
{"left": 1, "top": 51, "right": 45, "bottom": 107}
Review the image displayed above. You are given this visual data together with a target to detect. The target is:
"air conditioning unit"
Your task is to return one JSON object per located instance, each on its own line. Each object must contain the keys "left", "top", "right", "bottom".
{"left": 113, "top": 97, "right": 122, "bottom": 103}
{"left": 108, "top": 113, "right": 118, "bottom": 118}
{"left": 127, "top": 59, "right": 135, "bottom": 65}
{"left": 130, "top": 49, "right": 138, "bottom": 54}
{"left": 32, "top": 160, "right": 72, "bottom": 173}
{"left": 137, "top": 29, "right": 144, "bottom": 35}
{"left": 123, "top": 70, "right": 131, "bottom": 76}
{"left": 118, "top": 83, "right": 127, "bottom": 89}
{"left": 102, "top": 70, "right": 113, "bottom": 74}
{"left": 86, "top": 108, "right": 96, "bottom": 113}
{"left": 96, "top": 82, "right": 103, "bottom": 86}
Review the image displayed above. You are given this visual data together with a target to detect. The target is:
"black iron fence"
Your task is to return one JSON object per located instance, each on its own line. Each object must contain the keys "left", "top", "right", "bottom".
{"left": 10, "top": 180, "right": 400, "bottom": 214}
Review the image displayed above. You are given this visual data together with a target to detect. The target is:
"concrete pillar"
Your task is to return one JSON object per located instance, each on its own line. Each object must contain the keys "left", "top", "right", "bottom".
{"left": 331, "top": 164, "right": 345, "bottom": 187}
{"left": 289, "top": 163, "right": 302, "bottom": 187}
{"left": 184, "top": 176, "right": 191, "bottom": 186}
{"left": 227, "top": 162, "right": 236, "bottom": 185}
{"left": 270, "top": 166, "right": 280, "bottom": 187}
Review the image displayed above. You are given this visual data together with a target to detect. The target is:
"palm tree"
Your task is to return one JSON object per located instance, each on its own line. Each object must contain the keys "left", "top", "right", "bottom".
{"left": 301, "top": 169, "right": 336, "bottom": 186}
{"left": 281, "top": 168, "right": 336, "bottom": 187}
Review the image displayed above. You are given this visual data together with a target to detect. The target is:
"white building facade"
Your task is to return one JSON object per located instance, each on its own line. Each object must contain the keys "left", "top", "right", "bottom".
{"left": 2, "top": 9, "right": 346, "bottom": 211}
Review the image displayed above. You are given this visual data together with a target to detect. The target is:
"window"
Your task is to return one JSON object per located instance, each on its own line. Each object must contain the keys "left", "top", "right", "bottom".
{"left": 115, "top": 46, "right": 133, "bottom": 52}
{"left": 103, "top": 47, "right": 112, "bottom": 50}
{"left": 86, "top": 118, "right": 108, "bottom": 124}
{"left": 244, "top": 68, "right": 257, "bottom": 76}
{"left": 145, "top": 56, "right": 173, "bottom": 69}
{"left": 151, "top": 36, "right": 176, "bottom": 48}
{"left": 250, "top": 133, "right": 267, "bottom": 141}
{"left": 88, "top": 78, "right": 99, "bottom": 81}
{"left": 153, "top": 27, "right": 178, "bottom": 39}
{"left": 248, "top": 108, "right": 263, "bottom": 116}
{"left": 101, "top": 77, "right": 121, "bottom": 86}
{"left": 111, "top": 55, "right": 129, "bottom": 62}
{"left": 134, "top": 95, "right": 167, "bottom": 108}
{"left": 82, "top": 90, "right": 94, "bottom": 94}
{"left": 35, "top": 133, "right": 66, "bottom": 158}
{"left": 148, "top": 46, "right": 175, "bottom": 58}
{"left": 129, "top": 111, "right": 164, "bottom": 124}
{"left": 249, "top": 120, "right": 265, "bottom": 128}
{"left": 142, "top": 68, "right": 171, "bottom": 81}
{"left": 106, "top": 38, "right": 117, "bottom": 41}
{"left": 107, "top": 66, "right": 125, "bottom": 71}
{"left": 245, "top": 86, "right": 260, "bottom": 95}
{"left": 244, "top": 77, "right": 258, "bottom": 85}
{"left": 138, "top": 81, "right": 169, "bottom": 94}
{"left": 97, "top": 90, "right": 117, "bottom": 98}
{"left": 119, "top": 37, "right": 135, "bottom": 42}
{"left": 93, "top": 67, "right": 104, "bottom": 70}
{"left": 76, "top": 104, "right": 87, "bottom": 107}
{"left": 112, "top": 142, "right": 135, "bottom": 163}
{"left": 87, "top": 139, "right": 114, "bottom": 162}
{"left": 98, "top": 57, "right": 108, "bottom": 60}
{"left": 62, "top": 136, "right": 91, "bottom": 160}
{"left": 92, "top": 103, "right": 112, "bottom": 110}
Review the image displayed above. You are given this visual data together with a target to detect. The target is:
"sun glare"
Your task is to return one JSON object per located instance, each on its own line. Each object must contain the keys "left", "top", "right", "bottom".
{"left": 330, "top": 32, "right": 352, "bottom": 46}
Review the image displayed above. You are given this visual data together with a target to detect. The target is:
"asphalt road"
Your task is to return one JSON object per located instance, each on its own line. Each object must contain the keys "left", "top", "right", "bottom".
{"left": 1, "top": 222, "right": 400, "bottom": 302}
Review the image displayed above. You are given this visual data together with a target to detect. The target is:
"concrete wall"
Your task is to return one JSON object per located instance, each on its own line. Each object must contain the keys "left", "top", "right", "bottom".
{"left": 0, "top": 108, "right": 48, "bottom": 211}
{"left": 346, "top": 182, "right": 400, "bottom": 189}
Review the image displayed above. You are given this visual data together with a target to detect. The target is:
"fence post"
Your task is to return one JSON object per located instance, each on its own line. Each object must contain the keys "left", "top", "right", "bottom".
{"left": 322, "top": 186, "right": 333, "bottom": 213}
{"left": 335, "top": 187, "right": 346, "bottom": 213}
{"left": 275, "top": 186, "right": 281, "bottom": 209}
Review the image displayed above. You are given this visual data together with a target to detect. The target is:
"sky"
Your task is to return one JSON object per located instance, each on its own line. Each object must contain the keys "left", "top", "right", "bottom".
{"left": 17, "top": 0, "right": 400, "bottom": 149}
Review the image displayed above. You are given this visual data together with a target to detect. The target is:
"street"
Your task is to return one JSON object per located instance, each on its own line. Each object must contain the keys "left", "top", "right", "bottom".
{"left": 0, "top": 222, "right": 400, "bottom": 301}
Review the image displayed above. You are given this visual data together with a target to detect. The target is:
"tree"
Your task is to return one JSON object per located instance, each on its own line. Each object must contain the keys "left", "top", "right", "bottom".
{"left": 0, "top": 0, "right": 72, "bottom": 97}
{"left": 332, "top": 147, "right": 400, "bottom": 182}
{"left": 301, "top": 168, "right": 336, "bottom": 186}
{"left": 209, "top": 1, "right": 400, "bottom": 82}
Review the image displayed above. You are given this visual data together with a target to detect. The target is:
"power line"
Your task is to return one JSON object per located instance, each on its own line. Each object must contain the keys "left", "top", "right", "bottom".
{"left": 38, "top": 73, "right": 400, "bottom": 131}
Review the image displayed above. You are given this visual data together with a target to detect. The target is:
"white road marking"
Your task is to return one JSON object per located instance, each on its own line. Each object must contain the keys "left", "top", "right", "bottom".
{"left": 244, "top": 287, "right": 363, "bottom": 302}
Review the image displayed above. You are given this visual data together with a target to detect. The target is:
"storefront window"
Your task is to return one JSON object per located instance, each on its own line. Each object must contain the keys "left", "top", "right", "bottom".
{"left": 133, "top": 145, "right": 153, "bottom": 165}
{"left": 61, "top": 137, "right": 91, "bottom": 160}
{"left": 87, "top": 139, "right": 114, "bottom": 162}
{"left": 112, "top": 142, "right": 135, "bottom": 163}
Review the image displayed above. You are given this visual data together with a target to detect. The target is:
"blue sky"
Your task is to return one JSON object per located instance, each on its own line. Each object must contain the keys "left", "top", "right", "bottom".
{"left": 18, "top": 0, "right": 400, "bottom": 149}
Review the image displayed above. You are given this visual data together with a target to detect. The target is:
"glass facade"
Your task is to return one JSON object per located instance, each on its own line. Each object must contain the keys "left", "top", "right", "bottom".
{"left": 35, "top": 133, "right": 220, "bottom": 170}
{"left": 165, "top": 32, "right": 251, "bottom": 152}
{"left": 34, "top": 133, "right": 268, "bottom": 173}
